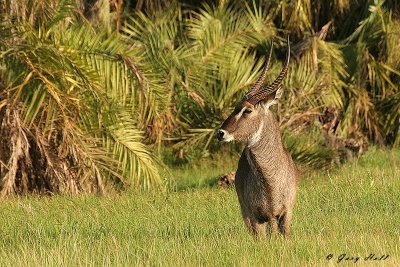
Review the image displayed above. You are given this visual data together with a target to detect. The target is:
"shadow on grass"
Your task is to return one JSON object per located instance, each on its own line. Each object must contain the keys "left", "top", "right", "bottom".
{"left": 163, "top": 154, "right": 238, "bottom": 192}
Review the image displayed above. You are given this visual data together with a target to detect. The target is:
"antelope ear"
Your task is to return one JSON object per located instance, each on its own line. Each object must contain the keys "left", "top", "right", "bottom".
{"left": 261, "top": 85, "right": 283, "bottom": 109}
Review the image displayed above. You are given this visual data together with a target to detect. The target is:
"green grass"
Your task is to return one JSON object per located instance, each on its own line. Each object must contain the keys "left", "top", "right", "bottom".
{"left": 0, "top": 148, "right": 399, "bottom": 266}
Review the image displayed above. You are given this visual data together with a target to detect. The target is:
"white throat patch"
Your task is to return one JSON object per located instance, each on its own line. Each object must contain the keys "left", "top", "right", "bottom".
{"left": 224, "top": 133, "right": 234, "bottom": 142}
{"left": 248, "top": 120, "right": 264, "bottom": 147}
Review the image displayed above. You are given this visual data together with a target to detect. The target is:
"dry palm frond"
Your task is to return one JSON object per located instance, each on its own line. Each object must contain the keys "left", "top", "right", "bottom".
{"left": 0, "top": 106, "right": 31, "bottom": 196}
{"left": 341, "top": 86, "right": 383, "bottom": 144}
{"left": 281, "top": 0, "right": 314, "bottom": 37}
{"left": 380, "top": 91, "right": 400, "bottom": 147}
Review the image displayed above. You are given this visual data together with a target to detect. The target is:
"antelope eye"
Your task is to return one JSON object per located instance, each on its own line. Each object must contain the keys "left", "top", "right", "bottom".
{"left": 244, "top": 108, "right": 252, "bottom": 114}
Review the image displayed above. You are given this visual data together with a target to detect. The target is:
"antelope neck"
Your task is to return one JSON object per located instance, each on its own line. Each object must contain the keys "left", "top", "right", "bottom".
{"left": 246, "top": 112, "right": 284, "bottom": 168}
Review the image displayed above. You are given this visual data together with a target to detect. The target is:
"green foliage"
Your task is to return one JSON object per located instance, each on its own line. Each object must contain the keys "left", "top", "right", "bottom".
{"left": 121, "top": 0, "right": 400, "bottom": 167}
{"left": 0, "top": 0, "right": 163, "bottom": 195}
{"left": 1, "top": 0, "right": 400, "bottom": 194}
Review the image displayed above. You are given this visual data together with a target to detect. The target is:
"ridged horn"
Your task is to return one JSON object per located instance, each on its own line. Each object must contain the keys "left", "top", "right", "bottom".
{"left": 245, "top": 39, "right": 274, "bottom": 98}
{"left": 247, "top": 36, "right": 290, "bottom": 105}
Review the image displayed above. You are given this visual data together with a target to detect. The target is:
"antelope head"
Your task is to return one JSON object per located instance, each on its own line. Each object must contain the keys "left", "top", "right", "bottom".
{"left": 216, "top": 37, "right": 290, "bottom": 143}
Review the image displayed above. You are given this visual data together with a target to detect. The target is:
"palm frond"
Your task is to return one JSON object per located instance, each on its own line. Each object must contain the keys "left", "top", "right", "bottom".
{"left": 0, "top": 1, "right": 166, "bottom": 195}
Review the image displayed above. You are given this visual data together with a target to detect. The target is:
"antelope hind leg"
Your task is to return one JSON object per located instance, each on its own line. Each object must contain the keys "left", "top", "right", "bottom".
{"left": 268, "top": 216, "right": 279, "bottom": 235}
{"left": 250, "top": 218, "right": 267, "bottom": 239}
{"left": 278, "top": 211, "right": 293, "bottom": 236}
{"left": 241, "top": 213, "right": 267, "bottom": 239}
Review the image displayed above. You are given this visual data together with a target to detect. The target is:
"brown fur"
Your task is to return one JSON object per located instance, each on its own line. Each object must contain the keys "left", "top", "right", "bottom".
{"left": 219, "top": 100, "right": 299, "bottom": 238}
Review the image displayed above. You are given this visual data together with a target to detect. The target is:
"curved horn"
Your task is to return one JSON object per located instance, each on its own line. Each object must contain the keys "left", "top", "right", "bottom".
{"left": 248, "top": 36, "right": 290, "bottom": 105}
{"left": 245, "top": 39, "right": 274, "bottom": 98}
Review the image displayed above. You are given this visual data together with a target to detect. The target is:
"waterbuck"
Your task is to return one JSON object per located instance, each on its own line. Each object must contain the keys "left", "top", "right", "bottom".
{"left": 216, "top": 37, "right": 298, "bottom": 238}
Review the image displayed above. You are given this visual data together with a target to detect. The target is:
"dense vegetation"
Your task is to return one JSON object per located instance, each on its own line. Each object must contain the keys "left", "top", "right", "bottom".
{"left": 0, "top": 149, "right": 399, "bottom": 265}
{"left": 1, "top": 0, "right": 400, "bottom": 194}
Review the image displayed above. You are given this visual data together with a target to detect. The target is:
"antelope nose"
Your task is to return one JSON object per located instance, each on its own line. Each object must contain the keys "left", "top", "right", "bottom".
{"left": 216, "top": 129, "right": 225, "bottom": 141}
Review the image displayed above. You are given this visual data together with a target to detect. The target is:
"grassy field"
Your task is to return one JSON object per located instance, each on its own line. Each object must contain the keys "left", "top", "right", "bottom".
{"left": 0, "top": 148, "right": 399, "bottom": 266}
